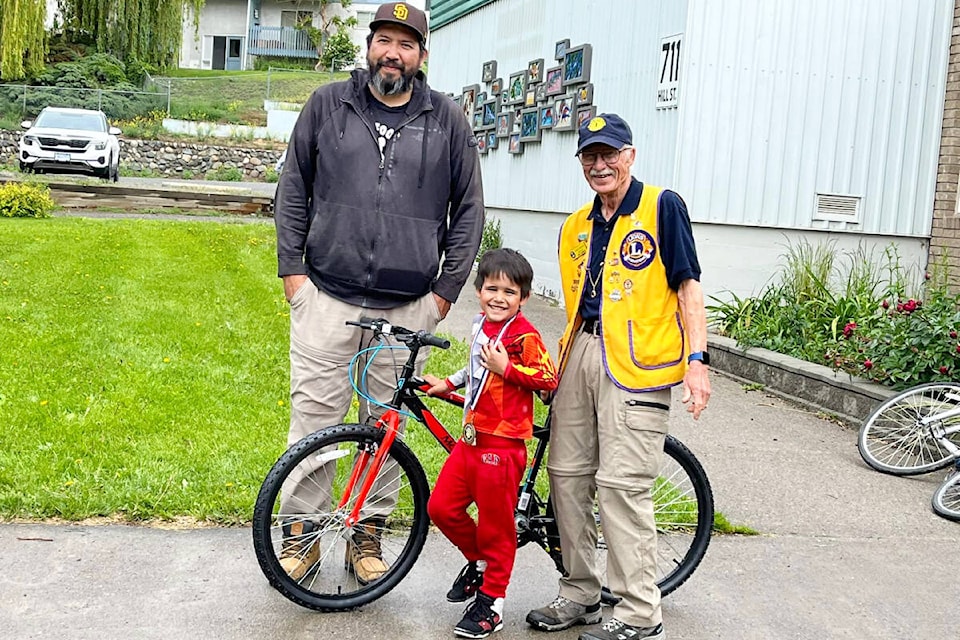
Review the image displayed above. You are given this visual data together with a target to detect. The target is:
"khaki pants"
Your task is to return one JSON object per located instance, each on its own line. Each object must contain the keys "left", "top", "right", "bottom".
{"left": 547, "top": 330, "right": 669, "bottom": 628}
{"left": 278, "top": 278, "right": 441, "bottom": 518}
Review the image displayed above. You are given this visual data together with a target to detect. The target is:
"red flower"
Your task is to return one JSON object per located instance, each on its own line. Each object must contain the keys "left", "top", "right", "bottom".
{"left": 881, "top": 299, "right": 890, "bottom": 309}
{"left": 925, "top": 272, "right": 931, "bottom": 280}
{"left": 864, "top": 359, "right": 873, "bottom": 370}
{"left": 842, "top": 321, "right": 857, "bottom": 338}
{"left": 904, "top": 299, "right": 917, "bottom": 312}
{"left": 951, "top": 330, "right": 958, "bottom": 339}
{"left": 896, "top": 303, "right": 904, "bottom": 312}
{"left": 940, "top": 366, "right": 949, "bottom": 375}
{"left": 956, "top": 344, "right": 960, "bottom": 354}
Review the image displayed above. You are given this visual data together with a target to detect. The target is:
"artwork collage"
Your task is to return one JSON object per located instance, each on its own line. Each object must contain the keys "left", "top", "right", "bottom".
{"left": 452, "top": 40, "right": 595, "bottom": 156}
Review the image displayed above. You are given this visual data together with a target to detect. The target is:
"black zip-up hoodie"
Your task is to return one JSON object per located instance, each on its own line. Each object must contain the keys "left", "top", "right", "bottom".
{"left": 274, "top": 69, "right": 484, "bottom": 308}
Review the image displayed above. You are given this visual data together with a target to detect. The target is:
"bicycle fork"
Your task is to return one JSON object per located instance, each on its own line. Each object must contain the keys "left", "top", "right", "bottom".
{"left": 337, "top": 409, "right": 402, "bottom": 528}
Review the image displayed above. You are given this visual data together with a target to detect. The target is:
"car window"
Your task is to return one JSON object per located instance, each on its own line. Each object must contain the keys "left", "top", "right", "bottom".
{"left": 34, "top": 111, "right": 107, "bottom": 133}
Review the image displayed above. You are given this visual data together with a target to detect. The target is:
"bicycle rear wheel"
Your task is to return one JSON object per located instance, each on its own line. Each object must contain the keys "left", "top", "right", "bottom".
{"left": 592, "top": 434, "right": 713, "bottom": 599}
{"left": 858, "top": 383, "right": 960, "bottom": 476}
{"left": 252, "top": 423, "right": 430, "bottom": 611}
{"left": 932, "top": 467, "right": 960, "bottom": 522}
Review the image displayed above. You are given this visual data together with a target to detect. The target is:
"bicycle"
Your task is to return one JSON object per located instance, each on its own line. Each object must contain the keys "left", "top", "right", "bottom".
{"left": 252, "top": 317, "right": 714, "bottom": 611}
{"left": 857, "top": 382, "right": 960, "bottom": 521}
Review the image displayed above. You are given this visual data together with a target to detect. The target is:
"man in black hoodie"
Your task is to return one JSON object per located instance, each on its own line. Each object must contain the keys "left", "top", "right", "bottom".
{"left": 273, "top": 2, "right": 484, "bottom": 585}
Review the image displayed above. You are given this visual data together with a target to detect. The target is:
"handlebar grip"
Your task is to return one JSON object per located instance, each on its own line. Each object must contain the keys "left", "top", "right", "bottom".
{"left": 422, "top": 333, "right": 451, "bottom": 349}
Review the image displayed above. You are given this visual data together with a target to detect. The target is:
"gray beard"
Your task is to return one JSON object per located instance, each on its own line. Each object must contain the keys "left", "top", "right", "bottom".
{"left": 370, "top": 64, "right": 416, "bottom": 96}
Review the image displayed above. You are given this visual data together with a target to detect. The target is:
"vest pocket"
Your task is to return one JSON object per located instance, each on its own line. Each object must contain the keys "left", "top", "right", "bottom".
{"left": 626, "top": 312, "right": 685, "bottom": 370}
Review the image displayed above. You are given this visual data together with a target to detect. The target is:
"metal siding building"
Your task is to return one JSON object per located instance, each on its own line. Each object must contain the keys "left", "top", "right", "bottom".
{"left": 427, "top": 0, "right": 953, "bottom": 301}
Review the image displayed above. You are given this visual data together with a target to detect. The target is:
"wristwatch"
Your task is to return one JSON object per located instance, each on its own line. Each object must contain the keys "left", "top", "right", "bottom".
{"left": 687, "top": 351, "right": 710, "bottom": 366}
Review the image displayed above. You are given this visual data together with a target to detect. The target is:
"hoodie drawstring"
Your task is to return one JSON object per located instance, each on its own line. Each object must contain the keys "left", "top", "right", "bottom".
{"left": 418, "top": 118, "right": 428, "bottom": 188}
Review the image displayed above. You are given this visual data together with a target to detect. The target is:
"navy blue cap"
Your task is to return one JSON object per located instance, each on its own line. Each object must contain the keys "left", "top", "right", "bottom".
{"left": 575, "top": 113, "right": 633, "bottom": 155}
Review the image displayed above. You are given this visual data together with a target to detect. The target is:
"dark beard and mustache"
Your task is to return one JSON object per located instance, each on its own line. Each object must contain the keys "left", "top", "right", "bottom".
{"left": 369, "top": 60, "right": 418, "bottom": 96}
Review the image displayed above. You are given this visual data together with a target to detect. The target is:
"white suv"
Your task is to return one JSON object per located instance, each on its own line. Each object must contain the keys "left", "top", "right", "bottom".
{"left": 19, "top": 107, "right": 122, "bottom": 182}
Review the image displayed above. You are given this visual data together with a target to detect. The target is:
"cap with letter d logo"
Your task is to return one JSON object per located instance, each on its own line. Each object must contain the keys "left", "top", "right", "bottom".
{"left": 370, "top": 2, "right": 428, "bottom": 44}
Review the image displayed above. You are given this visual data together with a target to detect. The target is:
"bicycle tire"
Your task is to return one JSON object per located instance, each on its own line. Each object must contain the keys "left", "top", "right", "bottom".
{"left": 858, "top": 383, "right": 960, "bottom": 476}
{"left": 252, "top": 424, "right": 430, "bottom": 611}
{"left": 652, "top": 434, "right": 714, "bottom": 595}
{"left": 932, "top": 469, "right": 960, "bottom": 522}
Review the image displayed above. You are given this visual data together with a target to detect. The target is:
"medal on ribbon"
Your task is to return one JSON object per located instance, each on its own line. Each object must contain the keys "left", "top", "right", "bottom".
{"left": 463, "top": 423, "right": 477, "bottom": 446}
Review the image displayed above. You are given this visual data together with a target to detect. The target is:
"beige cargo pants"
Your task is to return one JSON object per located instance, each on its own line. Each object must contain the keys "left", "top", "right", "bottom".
{"left": 278, "top": 278, "right": 442, "bottom": 518}
{"left": 547, "top": 329, "right": 670, "bottom": 628}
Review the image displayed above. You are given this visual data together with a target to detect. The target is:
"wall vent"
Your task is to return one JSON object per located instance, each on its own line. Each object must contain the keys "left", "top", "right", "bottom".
{"left": 813, "top": 193, "right": 861, "bottom": 223}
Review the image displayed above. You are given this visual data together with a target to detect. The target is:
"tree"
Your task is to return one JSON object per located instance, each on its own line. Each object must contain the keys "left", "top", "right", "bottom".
{"left": 0, "top": 0, "right": 46, "bottom": 81}
{"left": 56, "top": 0, "right": 206, "bottom": 69}
{"left": 320, "top": 25, "right": 360, "bottom": 72}
{"left": 295, "top": 0, "right": 358, "bottom": 71}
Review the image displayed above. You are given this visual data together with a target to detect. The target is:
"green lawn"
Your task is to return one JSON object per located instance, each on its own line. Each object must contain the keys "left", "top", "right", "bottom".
{"left": 0, "top": 217, "right": 469, "bottom": 524}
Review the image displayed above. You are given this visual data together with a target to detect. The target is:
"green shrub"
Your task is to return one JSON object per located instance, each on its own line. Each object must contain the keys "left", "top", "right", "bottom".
{"left": 263, "top": 167, "right": 280, "bottom": 183}
{"left": 709, "top": 240, "right": 960, "bottom": 390}
{"left": 0, "top": 182, "right": 55, "bottom": 218}
{"left": 477, "top": 217, "right": 502, "bottom": 261}
{"left": 207, "top": 165, "right": 243, "bottom": 182}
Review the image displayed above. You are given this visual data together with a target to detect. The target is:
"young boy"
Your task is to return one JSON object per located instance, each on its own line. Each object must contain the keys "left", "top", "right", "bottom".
{"left": 424, "top": 248, "right": 558, "bottom": 639}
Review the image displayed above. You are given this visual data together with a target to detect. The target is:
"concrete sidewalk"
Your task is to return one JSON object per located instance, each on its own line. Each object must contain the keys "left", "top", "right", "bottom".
{"left": 3, "top": 294, "right": 958, "bottom": 640}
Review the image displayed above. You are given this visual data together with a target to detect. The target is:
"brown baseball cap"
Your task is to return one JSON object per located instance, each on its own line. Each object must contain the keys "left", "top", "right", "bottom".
{"left": 370, "top": 2, "right": 428, "bottom": 44}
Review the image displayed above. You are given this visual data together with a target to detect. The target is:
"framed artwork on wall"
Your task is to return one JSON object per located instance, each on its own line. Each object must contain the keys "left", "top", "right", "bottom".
{"left": 477, "top": 132, "right": 488, "bottom": 154}
{"left": 576, "top": 105, "right": 597, "bottom": 130}
{"left": 524, "top": 89, "right": 537, "bottom": 107}
{"left": 496, "top": 111, "right": 513, "bottom": 138}
{"left": 539, "top": 104, "right": 556, "bottom": 129}
{"left": 486, "top": 131, "right": 498, "bottom": 150}
{"left": 482, "top": 60, "right": 497, "bottom": 83}
{"left": 555, "top": 38, "right": 570, "bottom": 61}
{"left": 507, "top": 71, "right": 528, "bottom": 105}
{"left": 519, "top": 107, "right": 541, "bottom": 143}
{"left": 461, "top": 84, "right": 479, "bottom": 126}
{"left": 575, "top": 83, "right": 594, "bottom": 106}
{"left": 544, "top": 66, "right": 564, "bottom": 96}
{"left": 562, "top": 44, "right": 593, "bottom": 86}
{"left": 473, "top": 110, "right": 483, "bottom": 131}
{"left": 535, "top": 83, "right": 548, "bottom": 103}
{"left": 481, "top": 99, "right": 498, "bottom": 129}
{"left": 490, "top": 77, "right": 503, "bottom": 95}
{"left": 508, "top": 133, "right": 522, "bottom": 154}
{"left": 475, "top": 91, "right": 487, "bottom": 109}
{"left": 552, "top": 94, "right": 575, "bottom": 132}
{"left": 527, "top": 58, "right": 545, "bottom": 84}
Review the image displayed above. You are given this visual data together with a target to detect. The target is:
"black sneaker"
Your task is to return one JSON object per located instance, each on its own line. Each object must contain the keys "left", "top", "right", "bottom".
{"left": 579, "top": 618, "right": 664, "bottom": 640}
{"left": 454, "top": 591, "right": 503, "bottom": 639}
{"left": 447, "top": 561, "right": 484, "bottom": 603}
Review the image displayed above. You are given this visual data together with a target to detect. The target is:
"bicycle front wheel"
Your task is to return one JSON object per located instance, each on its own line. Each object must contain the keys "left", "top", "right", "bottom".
{"left": 252, "top": 423, "right": 430, "bottom": 611}
{"left": 932, "top": 468, "right": 960, "bottom": 522}
{"left": 858, "top": 383, "right": 960, "bottom": 476}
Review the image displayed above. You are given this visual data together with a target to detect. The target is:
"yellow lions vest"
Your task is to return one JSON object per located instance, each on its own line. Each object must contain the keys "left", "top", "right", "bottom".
{"left": 557, "top": 184, "right": 688, "bottom": 391}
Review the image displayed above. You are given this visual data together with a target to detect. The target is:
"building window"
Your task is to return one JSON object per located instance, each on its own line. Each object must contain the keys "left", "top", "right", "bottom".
{"left": 281, "top": 10, "right": 313, "bottom": 28}
{"left": 356, "top": 11, "right": 374, "bottom": 30}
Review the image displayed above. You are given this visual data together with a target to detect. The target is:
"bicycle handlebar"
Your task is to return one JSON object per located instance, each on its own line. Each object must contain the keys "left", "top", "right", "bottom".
{"left": 347, "top": 316, "right": 451, "bottom": 349}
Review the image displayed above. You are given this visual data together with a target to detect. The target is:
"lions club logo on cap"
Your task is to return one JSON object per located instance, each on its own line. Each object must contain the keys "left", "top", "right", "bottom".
{"left": 620, "top": 229, "right": 657, "bottom": 270}
{"left": 588, "top": 116, "right": 606, "bottom": 132}
{"left": 394, "top": 3, "right": 409, "bottom": 20}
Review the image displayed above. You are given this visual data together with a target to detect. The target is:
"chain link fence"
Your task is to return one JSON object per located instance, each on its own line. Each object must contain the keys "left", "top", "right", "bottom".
{"left": 0, "top": 84, "right": 170, "bottom": 125}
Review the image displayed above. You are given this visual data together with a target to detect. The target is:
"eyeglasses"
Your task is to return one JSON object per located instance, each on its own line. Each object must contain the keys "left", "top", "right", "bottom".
{"left": 578, "top": 146, "right": 631, "bottom": 167}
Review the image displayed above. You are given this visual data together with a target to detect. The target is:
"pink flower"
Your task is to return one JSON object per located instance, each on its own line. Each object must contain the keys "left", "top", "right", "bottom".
{"left": 864, "top": 359, "right": 873, "bottom": 370}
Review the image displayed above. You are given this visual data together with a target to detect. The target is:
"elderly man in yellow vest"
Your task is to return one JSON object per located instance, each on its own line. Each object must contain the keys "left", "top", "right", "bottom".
{"left": 527, "top": 113, "right": 711, "bottom": 640}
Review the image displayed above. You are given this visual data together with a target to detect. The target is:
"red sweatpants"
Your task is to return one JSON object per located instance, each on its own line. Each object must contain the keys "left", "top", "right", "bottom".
{"left": 427, "top": 432, "right": 527, "bottom": 599}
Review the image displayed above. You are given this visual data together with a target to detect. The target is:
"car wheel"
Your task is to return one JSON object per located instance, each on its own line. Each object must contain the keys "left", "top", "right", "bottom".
{"left": 18, "top": 162, "right": 26, "bottom": 173}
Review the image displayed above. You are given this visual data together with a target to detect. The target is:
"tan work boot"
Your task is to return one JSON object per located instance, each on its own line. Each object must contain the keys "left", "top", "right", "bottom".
{"left": 279, "top": 520, "right": 320, "bottom": 581}
{"left": 345, "top": 518, "right": 388, "bottom": 584}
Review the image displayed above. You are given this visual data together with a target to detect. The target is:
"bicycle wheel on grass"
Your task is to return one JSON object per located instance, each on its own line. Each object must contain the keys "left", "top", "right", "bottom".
{"left": 252, "top": 423, "right": 430, "bottom": 611}
{"left": 858, "top": 383, "right": 960, "bottom": 476}
{"left": 593, "top": 434, "right": 714, "bottom": 599}
{"left": 932, "top": 466, "right": 960, "bottom": 522}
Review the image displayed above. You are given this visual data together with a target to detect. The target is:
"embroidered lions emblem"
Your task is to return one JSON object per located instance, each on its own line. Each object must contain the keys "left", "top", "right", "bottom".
{"left": 620, "top": 229, "right": 657, "bottom": 270}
